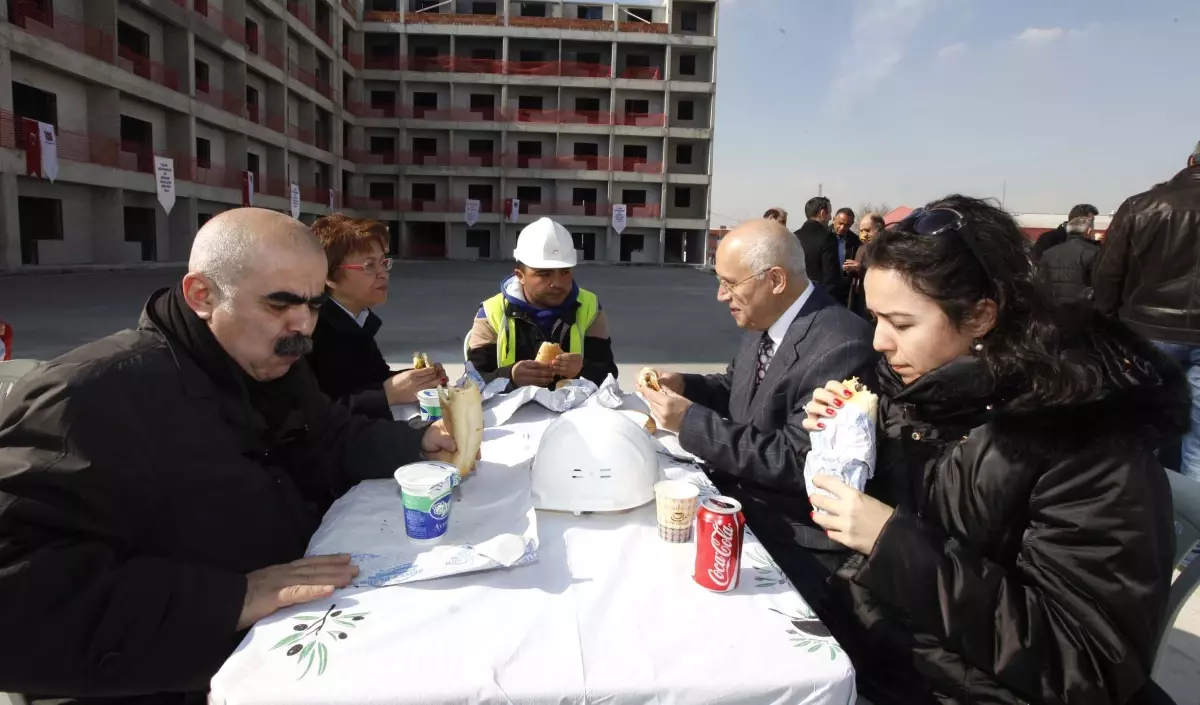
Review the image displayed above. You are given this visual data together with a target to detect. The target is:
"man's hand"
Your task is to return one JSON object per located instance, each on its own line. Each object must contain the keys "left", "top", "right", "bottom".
{"left": 640, "top": 386, "right": 693, "bottom": 433}
{"left": 552, "top": 353, "right": 584, "bottom": 380}
{"left": 385, "top": 367, "right": 441, "bottom": 405}
{"left": 511, "top": 359, "right": 555, "bottom": 388}
{"left": 842, "top": 260, "right": 861, "bottom": 275}
{"left": 420, "top": 419, "right": 456, "bottom": 457}
{"left": 635, "top": 368, "right": 685, "bottom": 395}
{"left": 238, "top": 555, "right": 358, "bottom": 631}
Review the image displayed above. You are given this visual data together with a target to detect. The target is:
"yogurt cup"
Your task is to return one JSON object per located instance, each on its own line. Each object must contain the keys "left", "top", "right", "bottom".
{"left": 417, "top": 388, "right": 442, "bottom": 421}
{"left": 394, "top": 462, "right": 458, "bottom": 542}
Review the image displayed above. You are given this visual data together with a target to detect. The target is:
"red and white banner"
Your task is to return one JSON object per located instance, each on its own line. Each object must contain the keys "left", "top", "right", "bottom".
{"left": 242, "top": 171, "right": 254, "bottom": 206}
{"left": 39, "top": 122, "right": 58, "bottom": 183}
{"left": 23, "top": 119, "right": 40, "bottom": 178}
{"left": 464, "top": 198, "right": 480, "bottom": 227}
{"left": 290, "top": 182, "right": 300, "bottom": 219}
{"left": 505, "top": 198, "right": 520, "bottom": 222}
{"left": 328, "top": 188, "right": 336, "bottom": 210}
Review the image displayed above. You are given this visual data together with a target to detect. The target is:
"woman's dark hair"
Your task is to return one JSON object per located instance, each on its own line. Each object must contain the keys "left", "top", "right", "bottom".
{"left": 862, "top": 194, "right": 1099, "bottom": 409}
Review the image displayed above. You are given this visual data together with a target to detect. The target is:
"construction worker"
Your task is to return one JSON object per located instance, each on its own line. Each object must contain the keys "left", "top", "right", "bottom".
{"left": 468, "top": 217, "right": 618, "bottom": 388}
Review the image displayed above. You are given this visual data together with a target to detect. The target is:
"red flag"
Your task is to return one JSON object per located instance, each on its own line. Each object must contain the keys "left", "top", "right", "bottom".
{"left": 242, "top": 171, "right": 254, "bottom": 206}
{"left": 23, "top": 119, "right": 40, "bottom": 178}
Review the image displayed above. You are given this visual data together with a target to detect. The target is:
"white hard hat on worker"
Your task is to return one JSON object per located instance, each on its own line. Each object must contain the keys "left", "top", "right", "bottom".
{"left": 513, "top": 217, "right": 578, "bottom": 269}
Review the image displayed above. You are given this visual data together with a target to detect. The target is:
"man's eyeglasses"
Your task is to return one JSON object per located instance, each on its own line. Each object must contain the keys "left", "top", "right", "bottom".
{"left": 895, "top": 208, "right": 991, "bottom": 277}
{"left": 339, "top": 258, "right": 393, "bottom": 275}
{"left": 716, "top": 269, "right": 771, "bottom": 294}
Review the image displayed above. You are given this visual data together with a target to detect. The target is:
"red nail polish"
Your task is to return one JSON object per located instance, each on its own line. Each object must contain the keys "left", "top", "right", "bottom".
{"left": 825, "top": 408, "right": 836, "bottom": 416}
{"left": 832, "top": 398, "right": 844, "bottom": 408}
{"left": 843, "top": 389, "right": 854, "bottom": 398}
{"left": 817, "top": 422, "right": 825, "bottom": 429}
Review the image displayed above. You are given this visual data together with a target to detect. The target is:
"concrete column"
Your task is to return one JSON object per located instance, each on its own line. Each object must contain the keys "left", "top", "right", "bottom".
{"left": 86, "top": 85, "right": 121, "bottom": 142}
{"left": 267, "top": 144, "right": 287, "bottom": 192}
{"left": 226, "top": 133, "right": 248, "bottom": 173}
{"left": 167, "top": 196, "right": 198, "bottom": 260}
{"left": 164, "top": 24, "right": 193, "bottom": 93}
{"left": 227, "top": 62, "right": 248, "bottom": 120}
{"left": 91, "top": 188, "right": 126, "bottom": 264}
{"left": 658, "top": 227, "right": 666, "bottom": 265}
{"left": 0, "top": 173, "right": 21, "bottom": 271}
{"left": 267, "top": 81, "right": 286, "bottom": 128}
{"left": 84, "top": 0, "right": 118, "bottom": 38}
{"left": 167, "top": 112, "right": 195, "bottom": 176}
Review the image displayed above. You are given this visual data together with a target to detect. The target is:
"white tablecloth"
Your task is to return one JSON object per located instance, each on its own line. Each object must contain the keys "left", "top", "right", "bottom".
{"left": 209, "top": 404, "right": 857, "bottom": 705}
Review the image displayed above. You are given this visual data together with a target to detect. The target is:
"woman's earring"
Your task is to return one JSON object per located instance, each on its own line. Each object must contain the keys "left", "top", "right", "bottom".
{"left": 972, "top": 338, "right": 985, "bottom": 354}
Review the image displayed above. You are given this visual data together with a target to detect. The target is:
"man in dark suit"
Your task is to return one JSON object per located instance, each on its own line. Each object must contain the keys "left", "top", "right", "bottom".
{"left": 794, "top": 196, "right": 843, "bottom": 302}
{"left": 638, "top": 218, "right": 877, "bottom": 595}
{"left": 830, "top": 207, "right": 862, "bottom": 304}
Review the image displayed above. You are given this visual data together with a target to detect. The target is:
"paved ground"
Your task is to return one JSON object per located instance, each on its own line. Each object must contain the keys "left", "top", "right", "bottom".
{"left": 2, "top": 264, "right": 1199, "bottom": 701}
{"left": 0, "top": 262, "right": 742, "bottom": 366}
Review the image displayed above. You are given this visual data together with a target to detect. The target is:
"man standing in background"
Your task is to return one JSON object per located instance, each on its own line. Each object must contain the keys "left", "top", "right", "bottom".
{"left": 1093, "top": 141, "right": 1200, "bottom": 480}
{"left": 1033, "top": 203, "right": 1100, "bottom": 261}
{"left": 794, "top": 197, "right": 841, "bottom": 302}
{"left": 1039, "top": 214, "right": 1100, "bottom": 305}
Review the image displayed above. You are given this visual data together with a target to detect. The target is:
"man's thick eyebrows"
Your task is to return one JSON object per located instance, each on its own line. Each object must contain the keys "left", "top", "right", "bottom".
{"left": 263, "top": 291, "right": 327, "bottom": 306}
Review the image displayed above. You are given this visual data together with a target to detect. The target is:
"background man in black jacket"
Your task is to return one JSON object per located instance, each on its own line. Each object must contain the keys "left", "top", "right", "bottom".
{"left": 830, "top": 207, "right": 862, "bottom": 304}
{"left": 0, "top": 208, "right": 457, "bottom": 703}
{"left": 1032, "top": 202, "right": 1099, "bottom": 262}
{"left": 638, "top": 218, "right": 876, "bottom": 594}
{"left": 794, "top": 196, "right": 843, "bottom": 301}
{"left": 1039, "top": 215, "right": 1100, "bottom": 304}
{"left": 1094, "top": 141, "right": 1200, "bottom": 481}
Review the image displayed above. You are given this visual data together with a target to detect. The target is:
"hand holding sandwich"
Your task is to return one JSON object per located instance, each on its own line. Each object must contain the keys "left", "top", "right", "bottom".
{"left": 801, "top": 379, "right": 895, "bottom": 555}
{"left": 636, "top": 368, "right": 692, "bottom": 433}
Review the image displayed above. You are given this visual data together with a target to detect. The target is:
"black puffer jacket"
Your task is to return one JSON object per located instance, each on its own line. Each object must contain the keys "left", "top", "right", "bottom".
{"left": 823, "top": 313, "right": 1184, "bottom": 705}
{"left": 1039, "top": 234, "right": 1101, "bottom": 303}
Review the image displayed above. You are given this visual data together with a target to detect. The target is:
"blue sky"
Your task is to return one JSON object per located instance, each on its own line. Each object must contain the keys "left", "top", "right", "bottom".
{"left": 707, "top": 0, "right": 1200, "bottom": 225}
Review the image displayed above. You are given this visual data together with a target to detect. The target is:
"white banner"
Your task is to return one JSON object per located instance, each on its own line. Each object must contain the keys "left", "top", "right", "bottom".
{"left": 611, "top": 204, "right": 627, "bottom": 234}
{"left": 328, "top": 187, "right": 335, "bottom": 210}
{"left": 154, "top": 156, "right": 175, "bottom": 215}
{"left": 290, "top": 182, "right": 300, "bottom": 219}
{"left": 464, "top": 198, "right": 480, "bottom": 227}
{"left": 38, "top": 122, "right": 58, "bottom": 183}
{"left": 509, "top": 198, "right": 520, "bottom": 222}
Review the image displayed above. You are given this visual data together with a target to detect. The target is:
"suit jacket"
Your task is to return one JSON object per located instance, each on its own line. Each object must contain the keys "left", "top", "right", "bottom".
{"left": 677, "top": 286, "right": 877, "bottom": 558}
{"left": 794, "top": 221, "right": 843, "bottom": 303}
{"left": 307, "top": 299, "right": 398, "bottom": 420}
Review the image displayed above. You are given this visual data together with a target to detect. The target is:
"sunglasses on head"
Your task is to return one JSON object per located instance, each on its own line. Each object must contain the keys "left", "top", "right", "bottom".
{"left": 896, "top": 207, "right": 992, "bottom": 277}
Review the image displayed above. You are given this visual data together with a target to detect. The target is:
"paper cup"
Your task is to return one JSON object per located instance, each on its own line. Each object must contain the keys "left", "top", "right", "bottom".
{"left": 654, "top": 480, "right": 700, "bottom": 543}
{"left": 395, "top": 462, "right": 457, "bottom": 542}
{"left": 417, "top": 388, "right": 442, "bottom": 421}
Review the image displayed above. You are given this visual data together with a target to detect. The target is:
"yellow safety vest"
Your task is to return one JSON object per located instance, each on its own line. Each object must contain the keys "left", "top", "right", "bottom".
{"left": 483, "top": 289, "right": 599, "bottom": 368}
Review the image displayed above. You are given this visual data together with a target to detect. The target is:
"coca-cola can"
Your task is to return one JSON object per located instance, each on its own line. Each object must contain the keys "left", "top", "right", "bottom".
{"left": 693, "top": 496, "right": 746, "bottom": 592}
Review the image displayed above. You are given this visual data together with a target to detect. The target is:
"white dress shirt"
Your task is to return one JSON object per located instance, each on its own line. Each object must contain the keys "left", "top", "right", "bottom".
{"left": 331, "top": 297, "right": 370, "bottom": 328}
{"left": 764, "top": 281, "right": 815, "bottom": 362}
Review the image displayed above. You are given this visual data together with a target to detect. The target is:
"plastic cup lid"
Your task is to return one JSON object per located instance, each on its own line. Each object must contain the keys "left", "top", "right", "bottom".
{"left": 416, "top": 389, "right": 441, "bottom": 401}
{"left": 654, "top": 480, "right": 700, "bottom": 500}
{"left": 395, "top": 461, "right": 456, "bottom": 494}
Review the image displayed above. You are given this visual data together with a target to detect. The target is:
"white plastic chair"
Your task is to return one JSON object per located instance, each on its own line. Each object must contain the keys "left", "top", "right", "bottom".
{"left": 0, "top": 694, "right": 27, "bottom": 705}
{"left": 1154, "top": 470, "right": 1200, "bottom": 678}
{"left": 0, "top": 359, "right": 39, "bottom": 400}
{"left": 462, "top": 330, "right": 472, "bottom": 362}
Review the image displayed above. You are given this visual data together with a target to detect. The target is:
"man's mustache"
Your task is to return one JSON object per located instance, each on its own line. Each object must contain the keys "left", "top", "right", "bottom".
{"left": 274, "top": 333, "right": 313, "bottom": 357}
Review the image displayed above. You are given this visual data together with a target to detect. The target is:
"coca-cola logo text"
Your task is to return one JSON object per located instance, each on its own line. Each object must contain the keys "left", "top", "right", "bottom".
{"left": 706, "top": 521, "right": 736, "bottom": 587}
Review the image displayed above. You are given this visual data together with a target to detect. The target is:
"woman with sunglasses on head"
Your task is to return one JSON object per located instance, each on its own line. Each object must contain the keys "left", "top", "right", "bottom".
{"left": 800, "top": 195, "right": 1184, "bottom": 705}
{"left": 307, "top": 214, "right": 446, "bottom": 419}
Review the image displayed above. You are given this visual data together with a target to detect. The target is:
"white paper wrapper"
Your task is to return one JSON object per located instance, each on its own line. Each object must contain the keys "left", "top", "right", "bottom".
{"left": 804, "top": 400, "right": 877, "bottom": 509}
{"left": 481, "top": 375, "right": 624, "bottom": 427}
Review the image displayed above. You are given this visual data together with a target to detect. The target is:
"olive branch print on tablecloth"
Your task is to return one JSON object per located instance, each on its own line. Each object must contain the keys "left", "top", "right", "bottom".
{"left": 270, "top": 603, "right": 369, "bottom": 678}
{"left": 769, "top": 607, "right": 843, "bottom": 660}
{"left": 745, "top": 545, "right": 789, "bottom": 588}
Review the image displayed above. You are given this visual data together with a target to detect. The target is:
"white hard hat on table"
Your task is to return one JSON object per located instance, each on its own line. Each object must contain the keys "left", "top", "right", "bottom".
{"left": 513, "top": 217, "right": 577, "bottom": 269}
{"left": 531, "top": 407, "right": 660, "bottom": 515}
